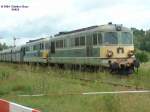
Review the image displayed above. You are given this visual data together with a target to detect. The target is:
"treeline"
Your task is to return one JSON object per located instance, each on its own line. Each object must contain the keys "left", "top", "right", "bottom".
{"left": 132, "top": 28, "right": 150, "bottom": 62}
{"left": 132, "top": 28, "right": 150, "bottom": 52}
{"left": 0, "top": 43, "right": 9, "bottom": 51}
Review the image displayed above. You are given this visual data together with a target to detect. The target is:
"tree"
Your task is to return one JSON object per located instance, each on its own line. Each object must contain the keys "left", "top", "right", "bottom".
{"left": 132, "top": 28, "right": 150, "bottom": 52}
{"left": 135, "top": 51, "right": 149, "bottom": 62}
{"left": 0, "top": 42, "right": 9, "bottom": 51}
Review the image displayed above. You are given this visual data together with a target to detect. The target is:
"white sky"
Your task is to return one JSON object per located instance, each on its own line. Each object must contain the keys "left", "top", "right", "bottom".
{"left": 0, "top": 0, "right": 150, "bottom": 46}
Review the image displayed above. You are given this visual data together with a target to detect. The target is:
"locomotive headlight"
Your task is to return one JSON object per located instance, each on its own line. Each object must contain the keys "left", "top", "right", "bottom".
{"left": 106, "top": 49, "right": 113, "bottom": 57}
{"left": 128, "top": 50, "right": 134, "bottom": 57}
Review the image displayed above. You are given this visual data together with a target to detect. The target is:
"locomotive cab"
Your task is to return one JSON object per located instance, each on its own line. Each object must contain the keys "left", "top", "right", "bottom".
{"left": 99, "top": 23, "right": 137, "bottom": 73}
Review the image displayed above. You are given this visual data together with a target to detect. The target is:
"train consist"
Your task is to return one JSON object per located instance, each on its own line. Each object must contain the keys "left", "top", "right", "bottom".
{"left": 0, "top": 23, "right": 139, "bottom": 73}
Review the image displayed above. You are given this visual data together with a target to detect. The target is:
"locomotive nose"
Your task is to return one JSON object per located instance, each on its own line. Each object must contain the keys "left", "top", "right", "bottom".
{"left": 100, "top": 46, "right": 134, "bottom": 58}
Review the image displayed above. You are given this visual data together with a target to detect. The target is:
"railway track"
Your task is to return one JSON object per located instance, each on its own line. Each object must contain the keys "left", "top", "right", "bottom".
{"left": 1, "top": 63, "right": 144, "bottom": 90}
{"left": 77, "top": 77, "right": 145, "bottom": 90}
{"left": 20, "top": 63, "right": 145, "bottom": 90}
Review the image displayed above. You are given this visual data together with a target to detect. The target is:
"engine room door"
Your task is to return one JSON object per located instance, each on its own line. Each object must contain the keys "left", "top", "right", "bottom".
{"left": 51, "top": 41, "right": 55, "bottom": 54}
{"left": 86, "top": 34, "right": 93, "bottom": 57}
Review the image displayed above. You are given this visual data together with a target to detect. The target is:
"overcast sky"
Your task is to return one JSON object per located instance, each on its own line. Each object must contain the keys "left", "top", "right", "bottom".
{"left": 0, "top": 0, "right": 150, "bottom": 46}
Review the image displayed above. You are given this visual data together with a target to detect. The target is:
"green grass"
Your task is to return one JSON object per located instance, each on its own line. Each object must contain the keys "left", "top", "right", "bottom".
{"left": 0, "top": 62, "right": 150, "bottom": 112}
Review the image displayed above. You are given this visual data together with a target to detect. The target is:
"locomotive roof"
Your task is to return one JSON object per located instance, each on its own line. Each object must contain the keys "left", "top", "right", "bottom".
{"left": 26, "top": 38, "right": 49, "bottom": 45}
{"left": 26, "top": 38, "right": 45, "bottom": 44}
{"left": 55, "top": 23, "right": 131, "bottom": 37}
{"left": 55, "top": 25, "right": 99, "bottom": 36}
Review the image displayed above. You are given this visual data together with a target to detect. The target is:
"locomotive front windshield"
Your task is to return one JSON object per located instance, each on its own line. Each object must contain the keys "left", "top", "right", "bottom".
{"left": 103, "top": 32, "right": 118, "bottom": 45}
{"left": 103, "top": 32, "right": 133, "bottom": 45}
{"left": 120, "top": 32, "right": 133, "bottom": 44}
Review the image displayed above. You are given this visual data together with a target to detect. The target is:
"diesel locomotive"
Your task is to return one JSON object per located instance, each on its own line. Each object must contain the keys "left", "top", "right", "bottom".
{"left": 0, "top": 23, "right": 139, "bottom": 73}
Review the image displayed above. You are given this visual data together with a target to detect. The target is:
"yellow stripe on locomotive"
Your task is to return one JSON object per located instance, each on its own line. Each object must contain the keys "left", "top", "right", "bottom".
{"left": 42, "top": 50, "right": 49, "bottom": 59}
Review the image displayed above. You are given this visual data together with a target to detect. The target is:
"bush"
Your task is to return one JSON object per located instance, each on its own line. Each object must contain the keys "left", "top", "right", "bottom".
{"left": 135, "top": 51, "right": 149, "bottom": 62}
{"left": 0, "top": 71, "right": 10, "bottom": 80}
